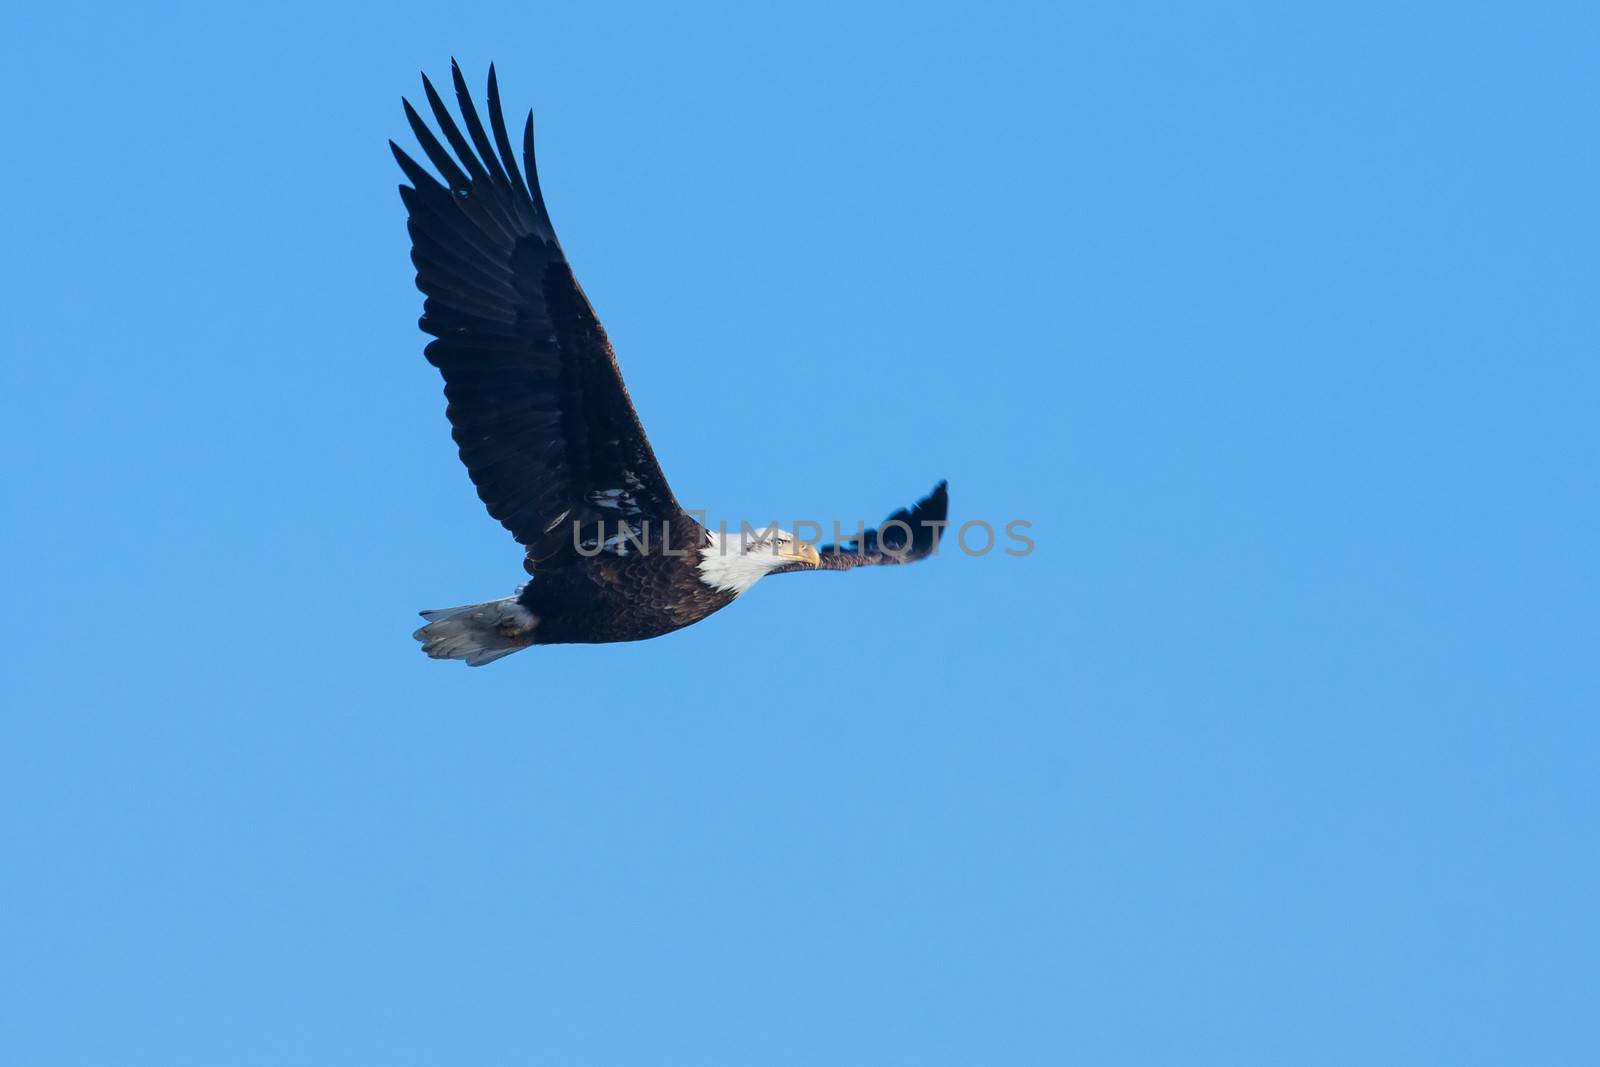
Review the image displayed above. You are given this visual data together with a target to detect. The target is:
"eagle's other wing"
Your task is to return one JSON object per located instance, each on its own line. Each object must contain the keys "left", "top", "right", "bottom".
{"left": 393, "top": 63, "right": 686, "bottom": 564}
{"left": 773, "top": 481, "right": 950, "bottom": 573}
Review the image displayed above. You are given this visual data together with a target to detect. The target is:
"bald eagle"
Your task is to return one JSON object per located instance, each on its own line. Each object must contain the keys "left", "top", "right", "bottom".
{"left": 394, "top": 63, "right": 948, "bottom": 664}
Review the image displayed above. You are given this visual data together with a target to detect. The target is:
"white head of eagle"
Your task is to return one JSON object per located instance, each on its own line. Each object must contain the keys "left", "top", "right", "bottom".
{"left": 697, "top": 528, "right": 822, "bottom": 595}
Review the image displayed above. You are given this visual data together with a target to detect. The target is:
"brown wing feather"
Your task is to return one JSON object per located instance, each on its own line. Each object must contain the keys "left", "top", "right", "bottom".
{"left": 771, "top": 481, "right": 950, "bottom": 574}
{"left": 394, "top": 62, "right": 687, "bottom": 564}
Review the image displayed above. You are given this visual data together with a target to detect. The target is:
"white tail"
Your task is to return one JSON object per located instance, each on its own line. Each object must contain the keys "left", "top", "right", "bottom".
{"left": 413, "top": 596, "right": 537, "bottom": 666}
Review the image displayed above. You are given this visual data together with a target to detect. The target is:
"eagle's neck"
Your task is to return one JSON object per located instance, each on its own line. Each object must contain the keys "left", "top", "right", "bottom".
{"left": 697, "top": 529, "right": 786, "bottom": 595}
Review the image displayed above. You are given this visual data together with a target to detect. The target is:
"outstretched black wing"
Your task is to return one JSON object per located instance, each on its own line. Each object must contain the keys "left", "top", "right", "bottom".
{"left": 393, "top": 62, "right": 687, "bottom": 564}
{"left": 774, "top": 481, "right": 950, "bottom": 573}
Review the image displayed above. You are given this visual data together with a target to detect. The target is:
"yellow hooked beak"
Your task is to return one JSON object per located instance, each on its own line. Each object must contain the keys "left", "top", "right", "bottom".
{"left": 778, "top": 543, "right": 822, "bottom": 568}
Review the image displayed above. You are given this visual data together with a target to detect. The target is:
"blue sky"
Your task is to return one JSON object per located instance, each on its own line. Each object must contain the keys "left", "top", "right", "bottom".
{"left": 3, "top": 1, "right": 1597, "bottom": 1063}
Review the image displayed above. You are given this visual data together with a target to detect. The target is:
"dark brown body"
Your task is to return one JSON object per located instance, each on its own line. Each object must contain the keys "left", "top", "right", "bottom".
{"left": 517, "top": 544, "right": 737, "bottom": 645}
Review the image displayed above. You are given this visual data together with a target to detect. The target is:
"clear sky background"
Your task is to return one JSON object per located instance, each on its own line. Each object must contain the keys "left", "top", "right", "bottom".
{"left": 3, "top": 2, "right": 1597, "bottom": 1063}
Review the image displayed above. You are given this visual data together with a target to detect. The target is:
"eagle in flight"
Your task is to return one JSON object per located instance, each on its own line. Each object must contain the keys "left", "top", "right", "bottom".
{"left": 394, "top": 63, "right": 948, "bottom": 664}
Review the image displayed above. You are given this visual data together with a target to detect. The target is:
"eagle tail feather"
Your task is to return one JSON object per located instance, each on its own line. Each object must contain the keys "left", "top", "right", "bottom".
{"left": 413, "top": 596, "right": 537, "bottom": 666}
